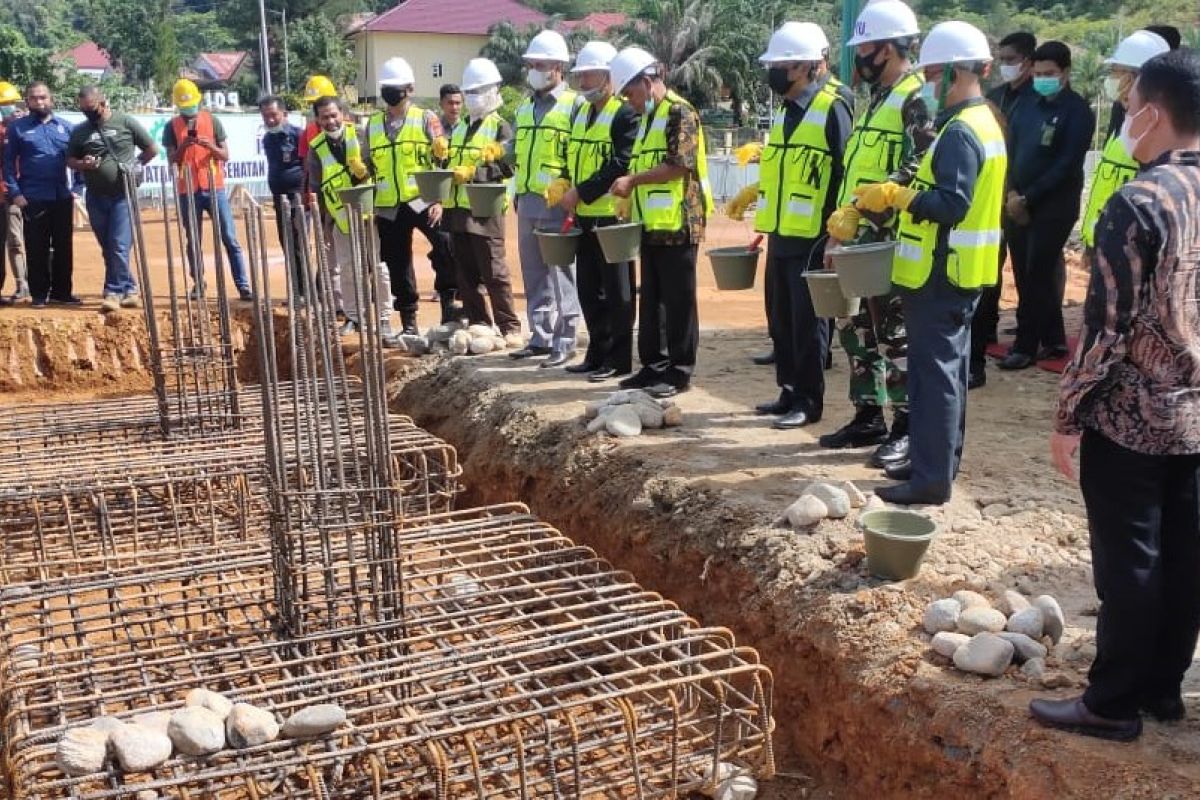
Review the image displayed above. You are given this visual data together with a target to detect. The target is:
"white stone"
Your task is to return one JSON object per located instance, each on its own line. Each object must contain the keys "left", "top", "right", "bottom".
{"left": 503, "top": 332, "right": 525, "bottom": 350}
{"left": 111, "top": 724, "right": 173, "bottom": 772}
{"left": 605, "top": 406, "right": 643, "bottom": 437}
{"left": 952, "top": 633, "right": 1015, "bottom": 677}
{"left": 1032, "top": 595, "right": 1066, "bottom": 645}
{"left": 802, "top": 482, "right": 851, "bottom": 519}
{"left": 714, "top": 773, "right": 759, "bottom": 800}
{"left": 11, "top": 643, "right": 40, "bottom": 671}
{"left": 837, "top": 480, "right": 867, "bottom": 509}
{"left": 584, "top": 400, "right": 606, "bottom": 419}
{"left": 89, "top": 716, "right": 127, "bottom": 740}
{"left": 1005, "top": 607, "right": 1045, "bottom": 640}
{"left": 185, "top": 688, "right": 233, "bottom": 721}
{"left": 922, "top": 598, "right": 962, "bottom": 634}
{"left": 56, "top": 728, "right": 109, "bottom": 776}
{"left": 630, "top": 399, "right": 665, "bottom": 429}
{"left": 282, "top": 704, "right": 347, "bottom": 739}
{"left": 136, "top": 791, "right": 160, "bottom": 800}
{"left": 168, "top": 707, "right": 225, "bottom": 756}
{"left": 951, "top": 590, "right": 991, "bottom": 610}
{"left": 662, "top": 405, "right": 684, "bottom": 427}
{"left": 586, "top": 414, "right": 610, "bottom": 433}
{"left": 863, "top": 494, "right": 887, "bottom": 512}
{"left": 956, "top": 606, "right": 1007, "bottom": 635}
{"left": 1021, "top": 657, "right": 1046, "bottom": 681}
{"left": 1, "top": 585, "right": 33, "bottom": 600}
{"left": 466, "top": 324, "right": 495, "bottom": 339}
{"left": 606, "top": 389, "right": 652, "bottom": 406}
{"left": 131, "top": 711, "right": 172, "bottom": 736}
{"left": 1000, "top": 590, "right": 1031, "bottom": 616}
{"left": 443, "top": 572, "right": 481, "bottom": 599}
{"left": 997, "top": 632, "right": 1048, "bottom": 663}
{"left": 785, "top": 495, "right": 827, "bottom": 528}
{"left": 226, "top": 703, "right": 280, "bottom": 749}
{"left": 930, "top": 631, "right": 970, "bottom": 659}
{"left": 468, "top": 336, "right": 495, "bottom": 354}
{"left": 448, "top": 330, "right": 471, "bottom": 355}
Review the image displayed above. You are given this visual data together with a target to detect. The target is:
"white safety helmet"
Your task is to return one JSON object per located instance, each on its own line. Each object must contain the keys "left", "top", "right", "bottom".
{"left": 760, "top": 22, "right": 830, "bottom": 64}
{"left": 914, "top": 21, "right": 991, "bottom": 69}
{"left": 846, "top": 0, "right": 920, "bottom": 47}
{"left": 523, "top": 30, "right": 570, "bottom": 63}
{"left": 462, "top": 58, "right": 503, "bottom": 92}
{"left": 609, "top": 47, "right": 658, "bottom": 93}
{"left": 1105, "top": 30, "right": 1169, "bottom": 69}
{"left": 571, "top": 41, "right": 618, "bottom": 73}
{"left": 378, "top": 57, "right": 416, "bottom": 88}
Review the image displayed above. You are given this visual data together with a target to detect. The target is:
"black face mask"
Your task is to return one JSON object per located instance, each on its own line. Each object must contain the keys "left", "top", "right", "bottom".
{"left": 83, "top": 108, "right": 103, "bottom": 124}
{"left": 855, "top": 46, "right": 883, "bottom": 84}
{"left": 381, "top": 86, "right": 408, "bottom": 106}
{"left": 767, "top": 67, "right": 794, "bottom": 96}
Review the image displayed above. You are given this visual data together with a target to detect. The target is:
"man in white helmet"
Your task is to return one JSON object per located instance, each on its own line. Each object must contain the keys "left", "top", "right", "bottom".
{"left": 509, "top": 30, "right": 586, "bottom": 368}
{"left": 851, "top": 20, "right": 1006, "bottom": 505}
{"left": 548, "top": 41, "right": 641, "bottom": 381}
{"left": 362, "top": 56, "right": 455, "bottom": 335}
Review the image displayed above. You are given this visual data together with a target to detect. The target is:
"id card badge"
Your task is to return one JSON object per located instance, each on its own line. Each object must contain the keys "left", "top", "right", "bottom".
{"left": 408, "top": 197, "right": 429, "bottom": 214}
{"left": 1040, "top": 119, "right": 1057, "bottom": 147}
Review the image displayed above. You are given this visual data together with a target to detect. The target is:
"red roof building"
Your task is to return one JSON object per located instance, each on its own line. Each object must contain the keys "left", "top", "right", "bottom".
{"left": 58, "top": 42, "right": 114, "bottom": 77}
{"left": 562, "top": 12, "right": 628, "bottom": 36}
{"left": 358, "top": 0, "right": 547, "bottom": 36}
{"left": 189, "top": 52, "right": 251, "bottom": 87}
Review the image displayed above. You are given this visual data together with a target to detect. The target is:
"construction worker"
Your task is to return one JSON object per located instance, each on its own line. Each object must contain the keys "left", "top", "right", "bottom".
{"left": 444, "top": 58, "right": 521, "bottom": 344}
{"left": 609, "top": 47, "right": 714, "bottom": 399}
{"left": 822, "top": 0, "right": 932, "bottom": 473}
{"left": 853, "top": 20, "right": 1007, "bottom": 505}
{"left": 726, "top": 22, "right": 853, "bottom": 429}
{"left": 298, "top": 74, "right": 337, "bottom": 162}
{"left": 0, "top": 80, "right": 30, "bottom": 304}
{"left": 550, "top": 40, "right": 640, "bottom": 382}
{"left": 304, "top": 95, "right": 393, "bottom": 337}
{"left": 363, "top": 56, "right": 453, "bottom": 333}
{"left": 509, "top": 30, "right": 585, "bottom": 367}
{"left": 298, "top": 74, "right": 343, "bottom": 316}
{"left": 162, "top": 79, "right": 251, "bottom": 300}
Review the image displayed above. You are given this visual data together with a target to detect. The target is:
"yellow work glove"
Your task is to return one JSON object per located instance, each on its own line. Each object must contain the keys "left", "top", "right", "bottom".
{"left": 544, "top": 177, "right": 571, "bottom": 206}
{"left": 480, "top": 141, "right": 505, "bottom": 163}
{"left": 452, "top": 164, "right": 476, "bottom": 185}
{"left": 614, "top": 197, "right": 631, "bottom": 220}
{"left": 852, "top": 181, "right": 918, "bottom": 213}
{"left": 734, "top": 141, "right": 763, "bottom": 167}
{"left": 347, "top": 156, "right": 369, "bottom": 181}
{"left": 724, "top": 183, "right": 759, "bottom": 221}
{"left": 431, "top": 136, "right": 449, "bottom": 160}
{"left": 826, "top": 205, "right": 862, "bottom": 241}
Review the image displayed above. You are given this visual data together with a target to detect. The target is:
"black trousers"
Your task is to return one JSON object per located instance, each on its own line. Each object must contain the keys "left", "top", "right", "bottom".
{"left": 969, "top": 236, "right": 1006, "bottom": 370}
{"left": 451, "top": 231, "right": 520, "bottom": 335}
{"left": 638, "top": 242, "right": 699, "bottom": 376}
{"left": 1008, "top": 215, "right": 1072, "bottom": 357}
{"left": 767, "top": 246, "right": 829, "bottom": 418}
{"left": 1079, "top": 428, "right": 1200, "bottom": 720}
{"left": 430, "top": 228, "right": 457, "bottom": 295}
{"left": 24, "top": 198, "right": 74, "bottom": 301}
{"left": 577, "top": 220, "right": 635, "bottom": 373}
{"left": 376, "top": 205, "right": 452, "bottom": 318}
{"left": 273, "top": 193, "right": 307, "bottom": 298}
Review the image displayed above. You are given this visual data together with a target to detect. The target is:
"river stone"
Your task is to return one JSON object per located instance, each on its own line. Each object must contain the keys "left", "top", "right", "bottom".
{"left": 714, "top": 774, "right": 758, "bottom": 800}
{"left": 1021, "top": 657, "right": 1046, "bottom": 681}
{"left": 930, "top": 631, "right": 970, "bottom": 659}
{"left": 168, "top": 707, "right": 225, "bottom": 756}
{"left": 605, "top": 406, "right": 643, "bottom": 438}
{"left": 56, "top": 728, "right": 109, "bottom": 776}
{"left": 1006, "top": 607, "right": 1045, "bottom": 640}
{"left": 468, "top": 336, "right": 496, "bottom": 354}
{"left": 997, "top": 632, "right": 1048, "bottom": 663}
{"left": 952, "top": 632, "right": 1014, "bottom": 677}
{"left": 837, "top": 480, "right": 867, "bottom": 509}
{"left": 1000, "top": 590, "right": 1031, "bottom": 616}
{"left": 185, "top": 688, "right": 233, "bottom": 721}
{"left": 466, "top": 324, "right": 495, "bottom": 339}
{"left": 630, "top": 399, "right": 665, "bottom": 429}
{"left": 131, "top": 712, "right": 172, "bottom": 736}
{"left": 89, "top": 716, "right": 127, "bottom": 741}
{"left": 282, "top": 704, "right": 347, "bottom": 739}
{"left": 957, "top": 606, "right": 1007, "bottom": 635}
{"left": 1, "top": 585, "right": 33, "bottom": 600}
{"left": 226, "top": 703, "right": 280, "bottom": 749}
{"left": 584, "top": 400, "right": 606, "bottom": 419}
{"left": 448, "top": 330, "right": 471, "bottom": 355}
{"left": 12, "top": 643, "right": 40, "bottom": 671}
{"left": 802, "top": 482, "right": 851, "bottom": 519}
{"left": 606, "top": 389, "right": 652, "bottom": 405}
{"left": 922, "top": 598, "right": 962, "bottom": 634}
{"left": 586, "top": 413, "right": 611, "bottom": 433}
{"left": 662, "top": 405, "right": 684, "bottom": 427}
{"left": 1032, "top": 595, "right": 1066, "bottom": 644}
{"left": 136, "top": 791, "right": 160, "bottom": 800}
{"left": 785, "top": 495, "right": 827, "bottom": 529}
{"left": 951, "top": 590, "right": 991, "bottom": 610}
{"left": 443, "top": 572, "right": 481, "bottom": 599}
{"left": 111, "top": 724, "right": 173, "bottom": 772}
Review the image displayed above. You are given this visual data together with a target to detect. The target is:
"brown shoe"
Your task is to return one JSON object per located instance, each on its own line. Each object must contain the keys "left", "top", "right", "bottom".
{"left": 1029, "top": 696, "right": 1142, "bottom": 742}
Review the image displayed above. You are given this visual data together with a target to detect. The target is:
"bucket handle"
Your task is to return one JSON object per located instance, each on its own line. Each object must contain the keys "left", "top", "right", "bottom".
{"left": 802, "top": 234, "right": 830, "bottom": 275}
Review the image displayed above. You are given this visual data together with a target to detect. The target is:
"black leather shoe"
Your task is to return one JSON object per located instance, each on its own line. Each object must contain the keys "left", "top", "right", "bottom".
{"left": 1037, "top": 345, "right": 1069, "bottom": 361}
{"left": 755, "top": 394, "right": 792, "bottom": 415}
{"left": 588, "top": 367, "right": 623, "bottom": 382}
{"left": 818, "top": 407, "right": 888, "bottom": 449}
{"left": 540, "top": 351, "right": 576, "bottom": 368}
{"left": 645, "top": 381, "right": 687, "bottom": 399}
{"left": 875, "top": 481, "right": 950, "bottom": 506}
{"left": 883, "top": 460, "right": 912, "bottom": 480}
{"left": 510, "top": 345, "right": 552, "bottom": 360}
{"left": 968, "top": 367, "right": 986, "bottom": 390}
{"left": 1029, "top": 697, "right": 1143, "bottom": 742}
{"left": 774, "top": 409, "right": 818, "bottom": 429}
{"left": 752, "top": 350, "right": 775, "bottom": 366}
{"left": 1141, "top": 695, "right": 1186, "bottom": 722}
{"left": 998, "top": 352, "right": 1035, "bottom": 370}
{"left": 871, "top": 434, "right": 909, "bottom": 467}
{"left": 618, "top": 368, "right": 659, "bottom": 389}
{"left": 50, "top": 295, "right": 83, "bottom": 305}
{"left": 564, "top": 361, "right": 600, "bottom": 374}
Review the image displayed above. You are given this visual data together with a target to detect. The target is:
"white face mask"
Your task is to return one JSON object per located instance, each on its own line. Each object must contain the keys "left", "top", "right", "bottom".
{"left": 1103, "top": 75, "right": 1129, "bottom": 104}
{"left": 526, "top": 68, "right": 553, "bottom": 91}
{"left": 466, "top": 88, "right": 500, "bottom": 118}
{"left": 1118, "top": 104, "right": 1157, "bottom": 162}
{"left": 325, "top": 124, "right": 344, "bottom": 140}
{"left": 999, "top": 64, "right": 1022, "bottom": 84}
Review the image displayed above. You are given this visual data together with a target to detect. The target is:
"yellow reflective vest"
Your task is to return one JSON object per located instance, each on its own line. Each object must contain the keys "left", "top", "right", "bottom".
{"left": 445, "top": 113, "right": 508, "bottom": 213}
{"left": 567, "top": 95, "right": 623, "bottom": 218}
{"left": 514, "top": 88, "right": 578, "bottom": 196}
{"left": 838, "top": 72, "right": 924, "bottom": 207}
{"left": 367, "top": 105, "right": 433, "bottom": 207}
{"left": 629, "top": 90, "right": 714, "bottom": 233}
{"left": 312, "top": 126, "right": 363, "bottom": 234}
{"left": 893, "top": 103, "right": 1006, "bottom": 290}
{"left": 1080, "top": 133, "right": 1139, "bottom": 247}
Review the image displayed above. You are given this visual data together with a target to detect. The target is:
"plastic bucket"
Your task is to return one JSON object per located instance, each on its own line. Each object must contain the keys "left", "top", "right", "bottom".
{"left": 828, "top": 240, "right": 897, "bottom": 298}
{"left": 413, "top": 170, "right": 455, "bottom": 204}
{"left": 860, "top": 509, "right": 938, "bottom": 580}
{"left": 464, "top": 183, "right": 507, "bottom": 218}
{"left": 594, "top": 222, "right": 642, "bottom": 264}
{"left": 708, "top": 247, "right": 761, "bottom": 290}
{"left": 336, "top": 183, "right": 375, "bottom": 217}
{"left": 805, "top": 270, "right": 859, "bottom": 318}
{"left": 535, "top": 228, "right": 582, "bottom": 268}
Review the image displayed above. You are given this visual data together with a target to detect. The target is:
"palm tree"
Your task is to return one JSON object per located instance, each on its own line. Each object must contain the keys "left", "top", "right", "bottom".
{"left": 611, "top": 0, "right": 723, "bottom": 107}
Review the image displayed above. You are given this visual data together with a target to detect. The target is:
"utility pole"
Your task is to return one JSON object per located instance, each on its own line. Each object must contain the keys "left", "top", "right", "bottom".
{"left": 282, "top": 8, "right": 291, "bottom": 93}
{"left": 258, "top": 0, "right": 273, "bottom": 95}
{"left": 840, "top": 0, "right": 862, "bottom": 85}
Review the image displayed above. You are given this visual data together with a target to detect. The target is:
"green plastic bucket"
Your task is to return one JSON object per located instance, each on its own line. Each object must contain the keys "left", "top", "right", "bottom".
{"left": 464, "top": 183, "right": 508, "bottom": 218}
{"left": 708, "top": 247, "right": 761, "bottom": 290}
{"left": 413, "top": 170, "right": 455, "bottom": 204}
{"left": 535, "top": 228, "right": 582, "bottom": 268}
{"left": 828, "top": 240, "right": 896, "bottom": 298}
{"left": 594, "top": 221, "right": 642, "bottom": 264}
{"left": 805, "top": 270, "right": 859, "bottom": 318}
{"left": 860, "top": 509, "right": 938, "bottom": 580}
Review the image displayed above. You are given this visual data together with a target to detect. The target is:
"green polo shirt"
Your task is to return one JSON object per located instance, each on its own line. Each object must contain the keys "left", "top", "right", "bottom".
{"left": 67, "top": 111, "right": 155, "bottom": 197}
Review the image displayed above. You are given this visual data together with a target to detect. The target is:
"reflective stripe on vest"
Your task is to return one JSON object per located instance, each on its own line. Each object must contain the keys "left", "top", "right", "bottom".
{"left": 445, "top": 113, "right": 508, "bottom": 213}
{"left": 838, "top": 72, "right": 923, "bottom": 207}
{"left": 172, "top": 111, "right": 226, "bottom": 192}
{"left": 892, "top": 104, "right": 1006, "bottom": 290}
{"left": 312, "top": 126, "right": 363, "bottom": 234}
{"left": 515, "top": 89, "right": 578, "bottom": 196}
{"left": 1080, "top": 133, "right": 1139, "bottom": 247}
{"left": 629, "top": 90, "right": 714, "bottom": 233}
{"left": 755, "top": 80, "right": 847, "bottom": 238}
{"left": 368, "top": 106, "right": 432, "bottom": 207}
{"left": 567, "top": 96, "right": 623, "bottom": 217}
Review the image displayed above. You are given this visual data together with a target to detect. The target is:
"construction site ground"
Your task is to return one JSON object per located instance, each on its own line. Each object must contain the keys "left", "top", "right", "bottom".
{"left": 2, "top": 211, "right": 1198, "bottom": 798}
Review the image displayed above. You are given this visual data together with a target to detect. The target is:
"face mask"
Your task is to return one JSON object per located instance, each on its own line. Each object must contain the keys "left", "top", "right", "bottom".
{"left": 527, "top": 69, "right": 553, "bottom": 91}
{"left": 325, "top": 124, "right": 344, "bottom": 140}
{"left": 855, "top": 47, "right": 882, "bottom": 84}
{"left": 1032, "top": 76, "right": 1061, "bottom": 97}
{"left": 1118, "top": 104, "right": 1157, "bottom": 162}
{"left": 466, "top": 88, "right": 499, "bottom": 118}
{"left": 180, "top": 104, "right": 200, "bottom": 118}
{"left": 1, "top": 105, "right": 16, "bottom": 120}
{"left": 920, "top": 81, "right": 941, "bottom": 117}
{"left": 380, "top": 86, "right": 408, "bottom": 106}
{"left": 582, "top": 86, "right": 607, "bottom": 104}
{"left": 265, "top": 123, "right": 285, "bottom": 134}
{"left": 83, "top": 108, "right": 103, "bottom": 124}
{"left": 999, "top": 64, "right": 1022, "bottom": 84}
{"left": 767, "top": 67, "right": 794, "bottom": 96}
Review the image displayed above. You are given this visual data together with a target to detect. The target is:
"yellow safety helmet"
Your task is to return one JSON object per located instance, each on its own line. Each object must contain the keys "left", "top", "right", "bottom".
{"left": 304, "top": 75, "right": 337, "bottom": 102}
{"left": 0, "top": 81, "right": 19, "bottom": 106}
{"left": 172, "top": 78, "right": 202, "bottom": 108}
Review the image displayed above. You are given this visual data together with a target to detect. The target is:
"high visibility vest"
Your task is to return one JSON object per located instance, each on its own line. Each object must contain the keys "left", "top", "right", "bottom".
{"left": 838, "top": 72, "right": 924, "bottom": 206}
{"left": 367, "top": 105, "right": 432, "bottom": 207}
{"left": 893, "top": 103, "right": 1006, "bottom": 290}
{"left": 567, "top": 95, "right": 623, "bottom": 218}
{"left": 311, "top": 126, "right": 363, "bottom": 234}
{"left": 1080, "top": 133, "right": 1139, "bottom": 247}
{"left": 445, "top": 113, "right": 508, "bottom": 213}
{"left": 514, "top": 88, "right": 578, "bottom": 196}
{"left": 629, "top": 90, "right": 714, "bottom": 233}
{"left": 755, "top": 79, "right": 849, "bottom": 238}
{"left": 171, "top": 111, "right": 226, "bottom": 193}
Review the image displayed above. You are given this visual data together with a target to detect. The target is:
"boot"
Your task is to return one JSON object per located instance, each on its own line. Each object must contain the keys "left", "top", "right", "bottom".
{"left": 818, "top": 406, "right": 888, "bottom": 449}
{"left": 870, "top": 409, "right": 909, "bottom": 467}
{"left": 438, "top": 291, "right": 463, "bottom": 324}
{"left": 400, "top": 310, "right": 419, "bottom": 336}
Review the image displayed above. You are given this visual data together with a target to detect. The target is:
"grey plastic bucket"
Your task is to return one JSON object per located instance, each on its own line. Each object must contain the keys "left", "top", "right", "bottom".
{"left": 336, "top": 183, "right": 375, "bottom": 217}
{"left": 805, "top": 270, "right": 859, "bottom": 318}
{"left": 594, "top": 222, "right": 642, "bottom": 264}
{"left": 708, "top": 247, "right": 761, "bottom": 290}
{"left": 828, "top": 240, "right": 897, "bottom": 298}
{"left": 413, "top": 170, "right": 455, "bottom": 204}
{"left": 464, "top": 183, "right": 507, "bottom": 218}
{"left": 860, "top": 509, "right": 938, "bottom": 580}
{"left": 535, "top": 228, "right": 582, "bottom": 268}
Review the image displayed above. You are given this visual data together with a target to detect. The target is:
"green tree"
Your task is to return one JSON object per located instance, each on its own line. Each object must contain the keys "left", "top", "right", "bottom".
{"left": 0, "top": 25, "right": 54, "bottom": 88}
{"left": 151, "top": 0, "right": 181, "bottom": 93}
{"left": 287, "top": 13, "right": 355, "bottom": 89}
{"left": 175, "top": 12, "right": 237, "bottom": 63}
{"left": 84, "top": 0, "right": 159, "bottom": 83}
{"left": 611, "top": 0, "right": 723, "bottom": 108}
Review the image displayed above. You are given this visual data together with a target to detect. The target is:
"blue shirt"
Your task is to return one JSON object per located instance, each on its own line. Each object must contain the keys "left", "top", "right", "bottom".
{"left": 3, "top": 113, "right": 74, "bottom": 203}
{"left": 262, "top": 123, "right": 304, "bottom": 196}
